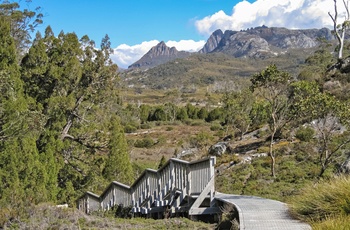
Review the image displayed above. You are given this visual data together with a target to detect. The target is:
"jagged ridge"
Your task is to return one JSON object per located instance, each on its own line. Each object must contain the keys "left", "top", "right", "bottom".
{"left": 128, "top": 26, "right": 333, "bottom": 69}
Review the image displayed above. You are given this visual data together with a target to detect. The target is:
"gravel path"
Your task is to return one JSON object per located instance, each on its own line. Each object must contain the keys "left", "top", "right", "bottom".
{"left": 215, "top": 193, "right": 311, "bottom": 230}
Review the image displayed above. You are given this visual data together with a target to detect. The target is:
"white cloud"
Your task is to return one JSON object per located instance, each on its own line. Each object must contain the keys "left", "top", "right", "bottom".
{"left": 195, "top": 0, "right": 345, "bottom": 36}
{"left": 111, "top": 40, "right": 205, "bottom": 69}
{"left": 166, "top": 40, "right": 206, "bottom": 52}
{"left": 111, "top": 40, "right": 159, "bottom": 69}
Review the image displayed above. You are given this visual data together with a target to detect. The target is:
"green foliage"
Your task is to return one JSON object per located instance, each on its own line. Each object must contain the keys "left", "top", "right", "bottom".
{"left": 250, "top": 100, "right": 269, "bottom": 128}
{"left": 189, "top": 131, "right": 214, "bottom": 149}
{"left": 197, "top": 107, "right": 208, "bottom": 120}
{"left": 103, "top": 116, "right": 133, "bottom": 184}
{"left": 176, "top": 107, "right": 189, "bottom": 121}
{"left": 250, "top": 64, "right": 293, "bottom": 177}
{"left": 0, "top": 1, "right": 43, "bottom": 57}
{"left": 124, "top": 123, "right": 138, "bottom": 133}
{"left": 139, "top": 104, "right": 151, "bottom": 124}
{"left": 150, "top": 106, "right": 167, "bottom": 121}
{"left": 222, "top": 89, "right": 254, "bottom": 139}
{"left": 206, "top": 107, "right": 224, "bottom": 122}
{"left": 210, "top": 122, "right": 222, "bottom": 131}
{"left": 290, "top": 80, "right": 350, "bottom": 177}
{"left": 158, "top": 155, "right": 167, "bottom": 169}
{"left": 134, "top": 137, "right": 155, "bottom": 148}
{"left": 311, "top": 215, "right": 350, "bottom": 230}
{"left": 185, "top": 103, "right": 199, "bottom": 119}
{"left": 289, "top": 176, "right": 350, "bottom": 222}
{"left": 295, "top": 126, "right": 315, "bottom": 142}
{"left": 0, "top": 17, "right": 49, "bottom": 221}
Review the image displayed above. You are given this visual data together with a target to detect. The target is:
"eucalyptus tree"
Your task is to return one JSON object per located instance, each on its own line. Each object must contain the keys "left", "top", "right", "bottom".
{"left": 0, "top": 0, "right": 43, "bottom": 58}
{"left": 290, "top": 80, "right": 350, "bottom": 177}
{"left": 250, "top": 64, "right": 293, "bottom": 177}
{"left": 222, "top": 89, "right": 254, "bottom": 140}
{"left": 328, "top": 0, "right": 350, "bottom": 60}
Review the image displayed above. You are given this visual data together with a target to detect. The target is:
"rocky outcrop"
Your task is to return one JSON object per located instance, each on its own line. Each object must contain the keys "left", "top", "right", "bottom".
{"left": 213, "top": 31, "right": 271, "bottom": 58}
{"left": 208, "top": 142, "right": 231, "bottom": 156}
{"left": 128, "top": 26, "right": 333, "bottom": 70}
{"left": 199, "top": 29, "right": 224, "bottom": 54}
{"left": 207, "top": 26, "right": 333, "bottom": 59}
{"left": 128, "top": 41, "right": 190, "bottom": 69}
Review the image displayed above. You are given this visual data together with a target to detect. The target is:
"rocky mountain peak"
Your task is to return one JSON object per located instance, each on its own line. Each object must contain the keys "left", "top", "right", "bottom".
{"left": 209, "top": 26, "right": 333, "bottom": 58}
{"left": 128, "top": 26, "right": 334, "bottom": 70}
{"left": 128, "top": 41, "right": 190, "bottom": 69}
{"left": 199, "top": 29, "right": 224, "bottom": 54}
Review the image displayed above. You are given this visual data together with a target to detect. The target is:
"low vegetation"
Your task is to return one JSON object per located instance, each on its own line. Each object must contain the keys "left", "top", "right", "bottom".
{"left": 2, "top": 203, "right": 214, "bottom": 230}
{"left": 289, "top": 176, "right": 350, "bottom": 229}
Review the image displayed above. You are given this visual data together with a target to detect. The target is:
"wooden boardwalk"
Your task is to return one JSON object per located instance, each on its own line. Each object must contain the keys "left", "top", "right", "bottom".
{"left": 77, "top": 157, "right": 218, "bottom": 217}
{"left": 77, "top": 157, "right": 311, "bottom": 229}
{"left": 215, "top": 193, "right": 311, "bottom": 230}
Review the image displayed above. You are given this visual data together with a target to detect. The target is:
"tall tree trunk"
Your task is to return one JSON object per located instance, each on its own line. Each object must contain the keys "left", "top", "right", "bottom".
{"left": 269, "top": 133, "right": 276, "bottom": 178}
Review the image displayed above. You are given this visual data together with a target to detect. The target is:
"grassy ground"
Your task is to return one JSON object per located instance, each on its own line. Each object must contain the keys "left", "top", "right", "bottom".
{"left": 6, "top": 203, "right": 215, "bottom": 229}
{"left": 288, "top": 176, "right": 350, "bottom": 229}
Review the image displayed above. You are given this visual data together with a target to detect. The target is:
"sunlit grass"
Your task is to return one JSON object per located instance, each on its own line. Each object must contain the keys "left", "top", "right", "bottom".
{"left": 288, "top": 176, "right": 350, "bottom": 224}
{"left": 311, "top": 215, "right": 350, "bottom": 230}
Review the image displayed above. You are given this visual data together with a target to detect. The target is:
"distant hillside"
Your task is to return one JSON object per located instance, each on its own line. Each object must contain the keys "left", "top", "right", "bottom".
{"left": 128, "top": 41, "right": 190, "bottom": 69}
{"left": 122, "top": 49, "right": 317, "bottom": 90}
{"left": 123, "top": 26, "right": 334, "bottom": 90}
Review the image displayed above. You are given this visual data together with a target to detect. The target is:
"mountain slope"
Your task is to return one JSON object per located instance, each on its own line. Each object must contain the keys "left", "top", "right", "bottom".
{"left": 128, "top": 41, "right": 190, "bottom": 69}
{"left": 123, "top": 26, "right": 334, "bottom": 90}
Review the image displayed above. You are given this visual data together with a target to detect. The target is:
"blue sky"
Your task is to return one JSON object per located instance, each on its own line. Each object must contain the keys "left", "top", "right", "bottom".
{"left": 28, "top": 0, "right": 338, "bottom": 68}
{"left": 33, "top": 0, "right": 244, "bottom": 46}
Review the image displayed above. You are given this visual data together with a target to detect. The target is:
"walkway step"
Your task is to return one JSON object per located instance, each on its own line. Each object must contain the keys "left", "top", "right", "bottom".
{"left": 215, "top": 193, "right": 311, "bottom": 230}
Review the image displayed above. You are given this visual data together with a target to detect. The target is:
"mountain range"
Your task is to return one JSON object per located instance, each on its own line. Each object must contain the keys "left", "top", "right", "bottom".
{"left": 128, "top": 26, "right": 333, "bottom": 69}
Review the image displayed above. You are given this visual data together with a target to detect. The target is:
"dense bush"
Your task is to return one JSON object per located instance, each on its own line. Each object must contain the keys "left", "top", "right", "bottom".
{"left": 124, "top": 124, "right": 138, "bottom": 133}
{"left": 295, "top": 126, "right": 315, "bottom": 142}
{"left": 134, "top": 137, "right": 155, "bottom": 148}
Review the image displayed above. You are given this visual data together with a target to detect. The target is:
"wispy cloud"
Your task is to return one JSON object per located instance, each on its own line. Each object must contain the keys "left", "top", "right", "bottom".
{"left": 111, "top": 40, "right": 205, "bottom": 69}
{"left": 195, "top": 0, "right": 342, "bottom": 36}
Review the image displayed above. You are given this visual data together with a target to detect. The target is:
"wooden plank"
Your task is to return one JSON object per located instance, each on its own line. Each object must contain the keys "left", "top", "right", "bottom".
{"left": 189, "top": 176, "right": 214, "bottom": 209}
{"left": 189, "top": 207, "right": 221, "bottom": 215}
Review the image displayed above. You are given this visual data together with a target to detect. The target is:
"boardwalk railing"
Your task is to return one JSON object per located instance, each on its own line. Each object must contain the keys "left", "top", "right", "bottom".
{"left": 77, "top": 157, "right": 218, "bottom": 217}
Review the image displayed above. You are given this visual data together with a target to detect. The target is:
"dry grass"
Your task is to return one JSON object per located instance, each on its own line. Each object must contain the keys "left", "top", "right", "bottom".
{"left": 6, "top": 203, "right": 215, "bottom": 229}
{"left": 311, "top": 215, "right": 350, "bottom": 230}
{"left": 127, "top": 122, "right": 218, "bottom": 164}
{"left": 288, "top": 176, "right": 350, "bottom": 223}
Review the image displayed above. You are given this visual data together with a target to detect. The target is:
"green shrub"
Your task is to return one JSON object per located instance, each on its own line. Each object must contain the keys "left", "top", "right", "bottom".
{"left": 190, "top": 120, "right": 205, "bottom": 126}
{"left": 140, "top": 122, "right": 154, "bottom": 129}
{"left": 124, "top": 124, "right": 137, "bottom": 133}
{"left": 289, "top": 176, "right": 350, "bottom": 222}
{"left": 134, "top": 137, "right": 155, "bottom": 148}
{"left": 295, "top": 126, "right": 315, "bottom": 142}
{"left": 166, "top": 126, "right": 173, "bottom": 131}
{"left": 189, "top": 131, "right": 213, "bottom": 148}
{"left": 210, "top": 123, "right": 222, "bottom": 131}
{"left": 156, "top": 136, "right": 167, "bottom": 145}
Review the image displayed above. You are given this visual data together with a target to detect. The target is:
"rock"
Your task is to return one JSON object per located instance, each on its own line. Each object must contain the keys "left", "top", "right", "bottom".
{"left": 199, "top": 29, "right": 224, "bottom": 53}
{"left": 128, "top": 41, "right": 190, "bottom": 69}
{"left": 208, "top": 142, "right": 228, "bottom": 156}
{"left": 339, "top": 155, "right": 350, "bottom": 174}
{"left": 176, "top": 148, "right": 198, "bottom": 158}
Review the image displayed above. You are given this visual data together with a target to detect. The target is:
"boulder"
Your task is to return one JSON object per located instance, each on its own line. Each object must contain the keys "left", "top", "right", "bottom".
{"left": 208, "top": 142, "right": 228, "bottom": 156}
